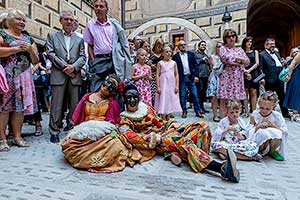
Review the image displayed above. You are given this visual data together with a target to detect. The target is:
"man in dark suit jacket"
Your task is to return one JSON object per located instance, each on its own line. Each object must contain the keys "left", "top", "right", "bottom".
{"left": 260, "top": 38, "right": 290, "bottom": 118}
{"left": 47, "top": 11, "right": 86, "bottom": 143}
{"left": 173, "top": 40, "right": 204, "bottom": 118}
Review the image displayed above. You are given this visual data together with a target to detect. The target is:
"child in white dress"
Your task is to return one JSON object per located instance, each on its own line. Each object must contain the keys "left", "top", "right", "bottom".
{"left": 212, "top": 100, "right": 261, "bottom": 161}
{"left": 247, "top": 91, "right": 288, "bottom": 161}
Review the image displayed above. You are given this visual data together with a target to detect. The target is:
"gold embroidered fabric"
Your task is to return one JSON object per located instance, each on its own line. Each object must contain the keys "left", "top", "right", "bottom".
{"left": 84, "top": 100, "right": 109, "bottom": 121}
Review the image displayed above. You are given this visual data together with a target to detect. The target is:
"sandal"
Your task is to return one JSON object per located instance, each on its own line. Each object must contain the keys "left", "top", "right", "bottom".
{"left": 0, "top": 139, "right": 10, "bottom": 152}
{"left": 12, "top": 138, "right": 30, "bottom": 147}
{"left": 34, "top": 125, "right": 43, "bottom": 137}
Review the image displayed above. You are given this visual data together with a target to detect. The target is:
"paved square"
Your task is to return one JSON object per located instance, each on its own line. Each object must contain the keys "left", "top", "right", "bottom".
{"left": 1, "top": 109, "right": 299, "bottom": 200}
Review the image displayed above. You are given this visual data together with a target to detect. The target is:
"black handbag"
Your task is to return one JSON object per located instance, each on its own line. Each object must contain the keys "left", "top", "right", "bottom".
{"left": 252, "top": 67, "right": 265, "bottom": 83}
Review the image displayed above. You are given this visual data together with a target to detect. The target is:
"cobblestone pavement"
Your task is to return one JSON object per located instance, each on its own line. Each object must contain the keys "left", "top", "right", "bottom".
{"left": 1, "top": 107, "right": 300, "bottom": 200}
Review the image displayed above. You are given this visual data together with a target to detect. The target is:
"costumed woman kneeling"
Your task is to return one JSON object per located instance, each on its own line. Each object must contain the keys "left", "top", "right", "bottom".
{"left": 119, "top": 82, "right": 241, "bottom": 183}
{"left": 61, "top": 76, "right": 145, "bottom": 173}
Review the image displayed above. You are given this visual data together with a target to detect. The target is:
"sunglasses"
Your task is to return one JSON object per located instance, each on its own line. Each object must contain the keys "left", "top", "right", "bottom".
{"left": 179, "top": 44, "right": 186, "bottom": 46}
{"left": 226, "top": 34, "right": 236, "bottom": 39}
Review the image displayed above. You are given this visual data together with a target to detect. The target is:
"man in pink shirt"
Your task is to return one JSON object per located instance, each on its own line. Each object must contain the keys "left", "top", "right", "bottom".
{"left": 83, "top": 0, "right": 132, "bottom": 92}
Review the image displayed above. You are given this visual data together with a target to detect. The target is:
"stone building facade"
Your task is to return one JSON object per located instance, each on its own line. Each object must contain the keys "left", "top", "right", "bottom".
{"left": 0, "top": 0, "right": 120, "bottom": 46}
{"left": 124, "top": 0, "right": 300, "bottom": 56}
{"left": 124, "top": 0, "right": 248, "bottom": 53}
{"left": 1, "top": 0, "right": 300, "bottom": 56}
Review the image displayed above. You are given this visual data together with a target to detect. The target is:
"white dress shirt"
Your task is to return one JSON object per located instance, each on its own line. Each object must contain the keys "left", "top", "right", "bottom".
{"left": 266, "top": 49, "right": 282, "bottom": 67}
{"left": 179, "top": 52, "right": 191, "bottom": 75}
{"left": 63, "top": 30, "right": 72, "bottom": 61}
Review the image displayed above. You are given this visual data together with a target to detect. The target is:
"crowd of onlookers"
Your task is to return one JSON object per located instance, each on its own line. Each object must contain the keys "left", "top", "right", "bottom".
{"left": 0, "top": 0, "right": 299, "bottom": 152}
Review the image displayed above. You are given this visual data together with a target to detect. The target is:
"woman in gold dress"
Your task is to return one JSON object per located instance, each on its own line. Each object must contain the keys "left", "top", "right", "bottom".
{"left": 61, "top": 76, "right": 145, "bottom": 173}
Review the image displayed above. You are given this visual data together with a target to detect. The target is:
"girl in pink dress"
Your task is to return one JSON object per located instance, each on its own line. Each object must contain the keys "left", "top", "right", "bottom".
{"left": 155, "top": 46, "right": 182, "bottom": 120}
{"left": 131, "top": 48, "right": 152, "bottom": 106}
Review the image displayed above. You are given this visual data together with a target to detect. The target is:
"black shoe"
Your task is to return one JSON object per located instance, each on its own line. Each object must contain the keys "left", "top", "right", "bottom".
{"left": 50, "top": 135, "right": 60, "bottom": 143}
{"left": 220, "top": 149, "right": 240, "bottom": 183}
{"left": 199, "top": 110, "right": 205, "bottom": 114}
{"left": 63, "top": 123, "right": 74, "bottom": 132}
{"left": 201, "top": 107, "right": 209, "bottom": 113}
{"left": 203, "top": 109, "right": 209, "bottom": 113}
{"left": 195, "top": 112, "right": 204, "bottom": 118}
{"left": 283, "top": 114, "right": 291, "bottom": 120}
{"left": 181, "top": 111, "right": 187, "bottom": 118}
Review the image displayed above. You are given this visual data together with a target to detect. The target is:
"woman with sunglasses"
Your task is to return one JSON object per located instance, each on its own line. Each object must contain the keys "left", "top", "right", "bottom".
{"left": 218, "top": 29, "right": 250, "bottom": 118}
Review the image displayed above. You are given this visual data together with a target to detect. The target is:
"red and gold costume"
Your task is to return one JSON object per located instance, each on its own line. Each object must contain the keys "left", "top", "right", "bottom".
{"left": 119, "top": 102, "right": 213, "bottom": 172}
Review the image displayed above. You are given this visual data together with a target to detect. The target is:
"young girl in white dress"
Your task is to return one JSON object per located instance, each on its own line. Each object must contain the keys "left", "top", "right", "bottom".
{"left": 247, "top": 91, "right": 288, "bottom": 161}
{"left": 212, "top": 100, "right": 262, "bottom": 161}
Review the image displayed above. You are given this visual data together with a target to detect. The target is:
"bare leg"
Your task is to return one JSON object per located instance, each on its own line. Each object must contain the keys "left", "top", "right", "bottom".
{"left": 259, "top": 139, "right": 271, "bottom": 155}
{"left": 220, "top": 99, "right": 227, "bottom": 119}
{"left": 249, "top": 88, "right": 257, "bottom": 111}
{"left": 270, "top": 139, "right": 281, "bottom": 152}
{"left": 11, "top": 112, "right": 29, "bottom": 147}
{"left": 0, "top": 112, "right": 9, "bottom": 140}
{"left": 243, "top": 89, "right": 249, "bottom": 116}
{"left": 217, "top": 148, "right": 255, "bottom": 160}
{"left": 211, "top": 96, "right": 219, "bottom": 119}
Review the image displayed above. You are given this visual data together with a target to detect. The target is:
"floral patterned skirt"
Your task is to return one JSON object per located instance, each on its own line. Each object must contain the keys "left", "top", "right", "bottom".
{"left": 0, "top": 68, "right": 37, "bottom": 114}
{"left": 213, "top": 140, "right": 259, "bottom": 157}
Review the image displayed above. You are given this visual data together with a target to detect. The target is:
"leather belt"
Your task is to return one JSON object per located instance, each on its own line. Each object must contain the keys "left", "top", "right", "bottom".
{"left": 95, "top": 53, "right": 112, "bottom": 58}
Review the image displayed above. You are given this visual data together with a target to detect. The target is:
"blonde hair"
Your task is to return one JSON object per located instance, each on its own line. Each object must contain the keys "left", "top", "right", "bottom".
{"left": 0, "top": 12, "right": 8, "bottom": 28}
{"left": 136, "top": 48, "right": 147, "bottom": 56}
{"left": 258, "top": 91, "right": 279, "bottom": 104}
{"left": 6, "top": 9, "right": 26, "bottom": 20}
{"left": 226, "top": 99, "right": 241, "bottom": 110}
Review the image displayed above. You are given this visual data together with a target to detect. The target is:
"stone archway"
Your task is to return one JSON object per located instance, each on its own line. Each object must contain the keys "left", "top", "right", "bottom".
{"left": 247, "top": 0, "right": 300, "bottom": 56}
{"left": 128, "top": 17, "right": 212, "bottom": 53}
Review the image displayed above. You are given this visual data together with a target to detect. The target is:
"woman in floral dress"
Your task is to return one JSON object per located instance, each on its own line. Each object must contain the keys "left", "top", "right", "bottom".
{"left": 218, "top": 29, "right": 250, "bottom": 118}
{"left": 0, "top": 9, "right": 38, "bottom": 151}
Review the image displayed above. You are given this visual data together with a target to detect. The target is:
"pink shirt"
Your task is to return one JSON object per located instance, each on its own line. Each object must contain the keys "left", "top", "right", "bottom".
{"left": 83, "top": 18, "right": 113, "bottom": 55}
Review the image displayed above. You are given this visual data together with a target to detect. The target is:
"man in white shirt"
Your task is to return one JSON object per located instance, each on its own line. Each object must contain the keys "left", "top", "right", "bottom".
{"left": 46, "top": 11, "right": 86, "bottom": 143}
{"left": 172, "top": 40, "right": 204, "bottom": 118}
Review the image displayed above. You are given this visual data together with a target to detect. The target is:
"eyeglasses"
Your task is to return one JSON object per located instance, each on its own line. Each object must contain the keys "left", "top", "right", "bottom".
{"left": 216, "top": 45, "right": 222, "bottom": 48}
{"left": 226, "top": 34, "right": 236, "bottom": 39}
{"left": 179, "top": 44, "right": 186, "bottom": 46}
{"left": 14, "top": 17, "right": 26, "bottom": 23}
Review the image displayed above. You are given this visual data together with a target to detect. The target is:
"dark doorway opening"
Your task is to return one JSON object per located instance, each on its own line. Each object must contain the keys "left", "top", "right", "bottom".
{"left": 247, "top": 0, "right": 300, "bottom": 57}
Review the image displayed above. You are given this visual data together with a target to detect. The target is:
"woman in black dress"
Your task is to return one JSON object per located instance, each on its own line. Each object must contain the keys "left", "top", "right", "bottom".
{"left": 241, "top": 36, "right": 261, "bottom": 116}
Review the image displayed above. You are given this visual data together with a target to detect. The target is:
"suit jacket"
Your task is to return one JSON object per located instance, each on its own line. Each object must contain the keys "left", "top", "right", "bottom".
{"left": 173, "top": 51, "right": 199, "bottom": 83}
{"left": 259, "top": 50, "right": 283, "bottom": 84}
{"left": 46, "top": 30, "right": 86, "bottom": 86}
{"left": 110, "top": 18, "right": 132, "bottom": 81}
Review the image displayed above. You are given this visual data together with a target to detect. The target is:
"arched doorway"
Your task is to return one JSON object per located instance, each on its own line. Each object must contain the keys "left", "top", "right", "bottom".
{"left": 247, "top": 0, "right": 300, "bottom": 57}
{"left": 128, "top": 17, "right": 212, "bottom": 53}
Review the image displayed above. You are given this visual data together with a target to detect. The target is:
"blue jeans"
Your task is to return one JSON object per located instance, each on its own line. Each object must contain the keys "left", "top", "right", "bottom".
{"left": 179, "top": 76, "right": 201, "bottom": 113}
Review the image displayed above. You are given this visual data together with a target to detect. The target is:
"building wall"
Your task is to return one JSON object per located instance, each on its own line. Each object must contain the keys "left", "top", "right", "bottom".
{"left": 124, "top": 0, "right": 249, "bottom": 50}
{"left": 0, "top": 0, "right": 120, "bottom": 45}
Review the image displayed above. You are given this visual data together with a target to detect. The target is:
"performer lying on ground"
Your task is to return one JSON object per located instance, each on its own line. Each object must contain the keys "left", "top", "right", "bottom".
{"left": 61, "top": 76, "right": 148, "bottom": 173}
{"left": 119, "top": 82, "right": 241, "bottom": 183}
